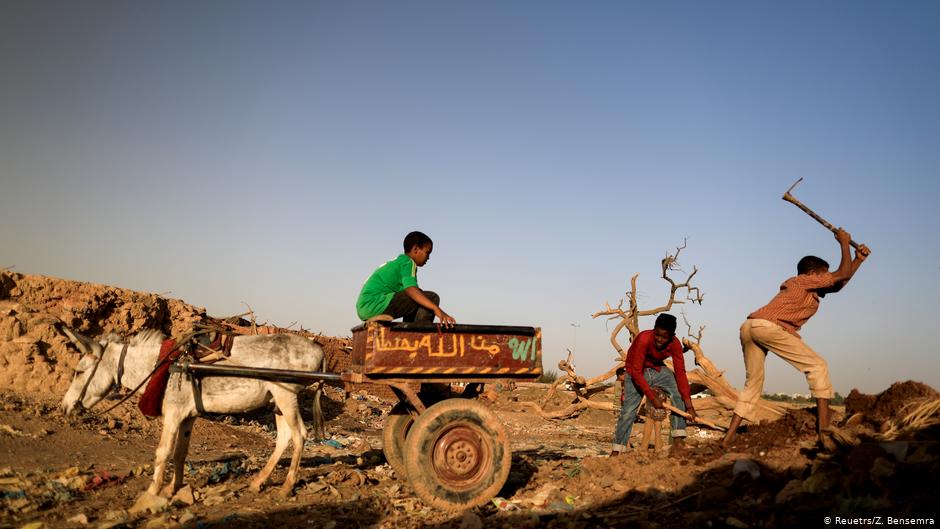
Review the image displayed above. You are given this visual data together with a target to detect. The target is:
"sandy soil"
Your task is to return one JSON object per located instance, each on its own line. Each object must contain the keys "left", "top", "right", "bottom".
{"left": 3, "top": 382, "right": 938, "bottom": 529}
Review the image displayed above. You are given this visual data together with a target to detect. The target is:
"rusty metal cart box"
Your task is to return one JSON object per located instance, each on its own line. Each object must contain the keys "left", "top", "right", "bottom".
{"left": 349, "top": 321, "right": 542, "bottom": 379}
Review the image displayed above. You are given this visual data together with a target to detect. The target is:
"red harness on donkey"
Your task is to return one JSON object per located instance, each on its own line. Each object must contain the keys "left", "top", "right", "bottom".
{"left": 139, "top": 333, "right": 234, "bottom": 417}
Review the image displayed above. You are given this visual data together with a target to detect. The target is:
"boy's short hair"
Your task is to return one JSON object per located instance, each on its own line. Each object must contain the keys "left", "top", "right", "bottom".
{"left": 654, "top": 313, "right": 677, "bottom": 334}
{"left": 403, "top": 231, "right": 433, "bottom": 253}
{"left": 797, "top": 255, "right": 830, "bottom": 275}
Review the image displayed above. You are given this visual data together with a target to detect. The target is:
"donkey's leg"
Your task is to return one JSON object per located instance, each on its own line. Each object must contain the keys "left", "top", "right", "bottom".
{"left": 148, "top": 410, "right": 184, "bottom": 496}
{"left": 162, "top": 416, "right": 196, "bottom": 496}
{"left": 250, "top": 411, "right": 290, "bottom": 493}
{"left": 277, "top": 395, "right": 308, "bottom": 497}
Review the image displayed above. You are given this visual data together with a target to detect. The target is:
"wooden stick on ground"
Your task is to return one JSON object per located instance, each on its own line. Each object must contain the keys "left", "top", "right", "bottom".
{"left": 662, "top": 402, "right": 727, "bottom": 431}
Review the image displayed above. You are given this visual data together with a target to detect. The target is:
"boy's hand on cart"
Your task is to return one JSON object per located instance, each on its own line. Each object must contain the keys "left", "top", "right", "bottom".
{"left": 684, "top": 400, "right": 698, "bottom": 422}
{"left": 435, "top": 309, "right": 456, "bottom": 328}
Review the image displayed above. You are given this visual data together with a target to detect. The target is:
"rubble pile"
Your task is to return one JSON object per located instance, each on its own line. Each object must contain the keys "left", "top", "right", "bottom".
{"left": 0, "top": 271, "right": 205, "bottom": 397}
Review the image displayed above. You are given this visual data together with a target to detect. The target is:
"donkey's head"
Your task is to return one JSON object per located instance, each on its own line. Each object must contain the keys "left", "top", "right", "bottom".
{"left": 60, "top": 327, "right": 116, "bottom": 416}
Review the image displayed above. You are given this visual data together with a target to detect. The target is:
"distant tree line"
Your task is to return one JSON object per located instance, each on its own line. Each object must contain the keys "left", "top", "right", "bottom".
{"left": 763, "top": 392, "right": 845, "bottom": 405}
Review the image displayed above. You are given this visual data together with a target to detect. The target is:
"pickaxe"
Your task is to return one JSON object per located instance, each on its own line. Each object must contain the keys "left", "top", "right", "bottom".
{"left": 782, "top": 178, "right": 862, "bottom": 250}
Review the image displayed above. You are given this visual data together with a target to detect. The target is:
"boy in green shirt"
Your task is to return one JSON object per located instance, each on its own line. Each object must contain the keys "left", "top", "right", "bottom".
{"left": 356, "top": 231, "right": 456, "bottom": 326}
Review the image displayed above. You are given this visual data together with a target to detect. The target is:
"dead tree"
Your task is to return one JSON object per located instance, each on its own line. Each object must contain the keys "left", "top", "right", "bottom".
{"left": 523, "top": 241, "right": 704, "bottom": 420}
{"left": 594, "top": 239, "right": 704, "bottom": 358}
{"left": 523, "top": 241, "right": 785, "bottom": 423}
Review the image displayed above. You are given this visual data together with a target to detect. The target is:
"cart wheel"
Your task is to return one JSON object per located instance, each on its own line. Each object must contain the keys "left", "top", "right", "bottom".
{"left": 403, "top": 398, "right": 510, "bottom": 511}
{"left": 382, "top": 404, "right": 414, "bottom": 476}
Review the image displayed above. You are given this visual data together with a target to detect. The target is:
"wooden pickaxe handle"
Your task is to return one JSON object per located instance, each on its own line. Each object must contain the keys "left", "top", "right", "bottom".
{"left": 782, "top": 178, "right": 861, "bottom": 250}
{"left": 662, "top": 402, "right": 727, "bottom": 432}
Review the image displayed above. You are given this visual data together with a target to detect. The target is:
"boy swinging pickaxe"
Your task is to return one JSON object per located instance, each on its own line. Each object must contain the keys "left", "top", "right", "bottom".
{"left": 721, "top": 178, "right": 871, "bottom": 451}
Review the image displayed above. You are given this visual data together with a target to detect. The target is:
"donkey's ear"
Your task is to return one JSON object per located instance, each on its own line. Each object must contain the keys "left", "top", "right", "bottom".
{"left": 61, "top": 327, "right": 101, "bottom": 356}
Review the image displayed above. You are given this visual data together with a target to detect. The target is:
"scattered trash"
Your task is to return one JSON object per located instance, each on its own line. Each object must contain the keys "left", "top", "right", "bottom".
{"left": 207, "top": 461, "right": 247, "bottom": 484}
{"left": 82, "top": 471, "right": 123, "bottom": 491}
{"left": 491, "top": 497, "right": 519, "bottom": 511}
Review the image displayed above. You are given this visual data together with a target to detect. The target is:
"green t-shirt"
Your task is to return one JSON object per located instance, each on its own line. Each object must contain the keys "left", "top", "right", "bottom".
{"left": 356, "top": 254, "right": 419, "bottom": 320}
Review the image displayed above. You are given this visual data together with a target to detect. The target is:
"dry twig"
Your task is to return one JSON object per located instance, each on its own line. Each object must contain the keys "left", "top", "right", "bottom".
{"left": 878, "top": 398, "right": 940, "bottom": 440}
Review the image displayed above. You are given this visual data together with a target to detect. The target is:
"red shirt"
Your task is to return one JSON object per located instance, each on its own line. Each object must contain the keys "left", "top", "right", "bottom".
{"left": 625, "top": 329, "right": 692, "bottom": 403}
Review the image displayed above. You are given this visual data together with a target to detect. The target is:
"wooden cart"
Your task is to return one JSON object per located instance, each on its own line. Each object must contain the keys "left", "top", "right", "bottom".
{"left": 343, "top": 320, "right": 542, "bottom": 510}
{"left": 177, "top": 320, "right": 541, "bottom": 510}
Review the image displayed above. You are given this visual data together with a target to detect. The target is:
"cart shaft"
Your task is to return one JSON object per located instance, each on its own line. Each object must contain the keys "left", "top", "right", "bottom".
{"left": 171, "top": 362, "right": 342, "bottom": 382}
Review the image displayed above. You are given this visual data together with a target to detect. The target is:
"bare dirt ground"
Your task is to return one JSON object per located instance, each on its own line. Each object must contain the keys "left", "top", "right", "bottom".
{"left": 2, "top": 271, "right": 939, "bottom": 528}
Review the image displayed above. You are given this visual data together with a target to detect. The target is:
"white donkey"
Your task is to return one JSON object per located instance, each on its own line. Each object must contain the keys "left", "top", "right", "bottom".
{"left": 60, "top": 327, "right": 325, "bottom": 497}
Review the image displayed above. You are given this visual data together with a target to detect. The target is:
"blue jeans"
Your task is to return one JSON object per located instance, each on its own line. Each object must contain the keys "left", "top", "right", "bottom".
{"left": 612, "top": 367, "right": 687, "bottom": 451}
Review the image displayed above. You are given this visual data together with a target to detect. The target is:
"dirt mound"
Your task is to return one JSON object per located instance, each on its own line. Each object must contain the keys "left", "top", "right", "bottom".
{"left": 0, "top": 271, "right": 351, "bottom": 403}
{"left": 844, "top": 380, "right": 939, "bottom": 430}
{"left": 0, "top": 271, "right": 205, "bottom": 398}
{"left": 0, "top": 271, "right": 205, "bottom": 338}
{"left": 718, "top": 407, "right": 818, "bottom": 456}
{"left": 745, "top": 407, "right": 817, "bottom": 446}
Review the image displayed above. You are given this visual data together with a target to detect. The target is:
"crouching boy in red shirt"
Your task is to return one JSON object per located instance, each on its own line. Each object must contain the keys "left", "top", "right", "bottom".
{"left": 611, "top": 313, "right": 697, "bottom": 457}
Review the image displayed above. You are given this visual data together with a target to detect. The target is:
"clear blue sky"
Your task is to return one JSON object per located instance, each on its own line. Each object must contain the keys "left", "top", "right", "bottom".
{"left": 2, "top": 1, "right": 938, "bottom": 395}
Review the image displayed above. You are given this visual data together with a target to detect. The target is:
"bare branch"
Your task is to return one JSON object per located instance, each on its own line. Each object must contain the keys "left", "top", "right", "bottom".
{"left": 680, "top": 310, "right": 705, "bottom": 345}
{"left": 241, "top": 302, "right": 258, "bottom": 334}
{"left": 520, "top": 399, "right": 614, "bottom": 420}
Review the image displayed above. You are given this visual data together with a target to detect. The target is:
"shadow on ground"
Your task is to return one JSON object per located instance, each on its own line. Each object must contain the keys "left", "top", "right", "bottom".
{"left": 184, "top": 429, "right": 940, "bottom": 529}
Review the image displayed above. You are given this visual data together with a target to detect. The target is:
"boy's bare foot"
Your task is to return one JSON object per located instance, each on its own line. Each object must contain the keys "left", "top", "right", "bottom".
{"left": 817, "top": 431, "right": 838, "bottom": 453}
{"left": 610, "top": 451, "right": 621, "bottom": 457}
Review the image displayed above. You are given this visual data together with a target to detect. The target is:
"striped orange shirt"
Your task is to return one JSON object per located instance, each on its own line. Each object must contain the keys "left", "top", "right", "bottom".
{"left": 748, "top": 272, "right": 836, "bottom": 338}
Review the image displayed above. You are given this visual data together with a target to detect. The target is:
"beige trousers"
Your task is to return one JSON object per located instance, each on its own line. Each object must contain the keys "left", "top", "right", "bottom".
{"left": 734, "top": 318, "right": 833, "bottom": 421}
